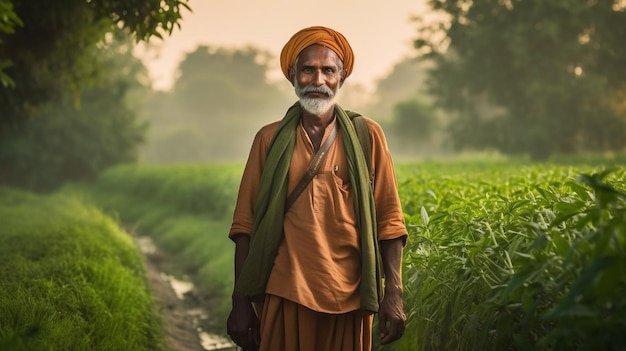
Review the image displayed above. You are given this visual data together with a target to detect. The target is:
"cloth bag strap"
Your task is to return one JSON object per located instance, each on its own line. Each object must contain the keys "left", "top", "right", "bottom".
{"left": 285, "top": 121, "right": 339, "bottom": 211}
{"left": 351, "top": 115, "right": 373, "bottom": 183}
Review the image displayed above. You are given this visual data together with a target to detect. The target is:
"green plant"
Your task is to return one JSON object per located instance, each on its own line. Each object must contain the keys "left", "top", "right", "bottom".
{"left": 398, "top": 163, "right": 626, "bottom": 351}
{"left": 0, "top": 188, "right": 164, "bottom": 350}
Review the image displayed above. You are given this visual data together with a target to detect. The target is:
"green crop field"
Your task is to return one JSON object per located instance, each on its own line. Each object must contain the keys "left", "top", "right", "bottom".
{"left": 1, "top": 157, "right": 624, "bottom": 350}
{"left": 394, "top": 160, "right": 626, "bottom": 350}
{"left": 0, "top": 188, "right": 164, "bottom": 350}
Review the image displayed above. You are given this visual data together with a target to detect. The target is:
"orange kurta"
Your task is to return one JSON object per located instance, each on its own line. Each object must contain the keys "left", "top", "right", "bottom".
{"left": 229, "top": 115, "right": 407, "bottom": 313}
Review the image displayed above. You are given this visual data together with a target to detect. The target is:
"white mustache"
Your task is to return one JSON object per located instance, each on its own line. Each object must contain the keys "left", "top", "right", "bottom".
{"left": 300, "top": 85, "right": 334, "bottom": 97}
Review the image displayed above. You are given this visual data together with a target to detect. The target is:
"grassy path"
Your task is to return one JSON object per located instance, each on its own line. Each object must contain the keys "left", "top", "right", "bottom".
{"left": 136, "top": 235, "right": 236, "bottom": 351}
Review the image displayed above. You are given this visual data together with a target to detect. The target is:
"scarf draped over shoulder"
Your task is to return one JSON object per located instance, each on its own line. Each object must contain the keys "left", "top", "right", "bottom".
{"left": 235, "top": 102, "right": 383, "bottom": 313}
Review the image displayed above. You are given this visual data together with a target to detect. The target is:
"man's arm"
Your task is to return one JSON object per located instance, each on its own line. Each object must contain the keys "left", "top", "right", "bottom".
{"left": 378, "top": 237, "right": 406, "bottom": 345}
{"left": 226, "top": 234, "right": 260, "bottom": 349}
{"left": 231, "top": 234, "right": 250, "bottom": 283}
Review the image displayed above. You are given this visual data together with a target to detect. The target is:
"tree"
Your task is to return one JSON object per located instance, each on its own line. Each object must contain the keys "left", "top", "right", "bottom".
{"left": 415, "top": 0, "right": 626, "bottom": 160}
{"left": 362, "top": 57, "right": 451, "bottom": 158}
{"left": 0, "top": 0, "right": 188, "bottom": 190}
{"left": 141, "top": 45, "right": 293, "bottom": 163}
{"left": 364, "top": 57, "right": 434, "bottom": 121}
{"left": 389, "top": 98, "right": 440, "bottom": 156}
{"left": 0, "top": 0, "right": 188, "bottom": 130}
{"left": 0, "top": 31, "right": 150, "bottom": 191}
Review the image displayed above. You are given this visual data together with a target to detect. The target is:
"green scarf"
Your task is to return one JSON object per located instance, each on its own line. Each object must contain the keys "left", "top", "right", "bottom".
{"left": 235, "top": 102, "right": 383, "bottom": 313}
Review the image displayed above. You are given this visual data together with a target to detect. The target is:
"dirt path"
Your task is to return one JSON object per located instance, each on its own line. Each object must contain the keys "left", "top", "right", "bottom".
{"left": 137, "top": 236, "right": 236, "bottom": 351}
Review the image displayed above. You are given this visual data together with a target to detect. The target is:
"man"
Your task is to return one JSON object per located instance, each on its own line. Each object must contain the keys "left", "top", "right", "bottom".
{"left": 227, "top": 25, "right": 407, "bottom": 351}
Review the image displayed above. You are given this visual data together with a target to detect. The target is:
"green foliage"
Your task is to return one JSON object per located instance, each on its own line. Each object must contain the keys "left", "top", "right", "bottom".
{"left": 89, "top": 163, "right": 243, "bottom": 219}
{"left": 416, "top": 0, "right": 626, "bottom": 160}
{"left": 0, "top": 31, "right": 149, "bottom": 191}
{"left": 58, "top": 158, "right": 626, "bottom": 349}
{"left": 87, "top": 0, "right": 190, "bottom": 42}
{"left": 365, "top": 58, "right": 434, "bottom": 121}
{"left": 0, "top": 0, "right": 21, "bottom": 36}
{"left": 0, "top": 0, "right": 187, "bottom": 90}
{"left": 0, "top": 0, "right": 21, "bottom": 88}
{"left": 397, "top": 161, "right": 626, "bottom": 350}
{"left": 0, "top": 188, "right": 164, "bottom": 350}
{"left": 362, "top": 57, "right": 452, "bottom": 158}
{"left": 141, "top": 45, "right": 293, "bottom": 163}
{"left": 0, "top": 0, "right": 188, "bottom": 190}
{"left": 1, "top": 0, "right": 186, "bottom": 122}
{"left": 74, "top": 163, "right": 244, "bottom": 334}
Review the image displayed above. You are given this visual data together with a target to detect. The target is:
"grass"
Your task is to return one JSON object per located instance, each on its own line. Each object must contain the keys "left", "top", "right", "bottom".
{"left": 7, "top": 155, "right": 622, "bottom": 350}
{"left": 0, "top": 188, "right": 164, "bottom": 351}
{"left": 70, "top": 163, "right": 243, "bottom": 335}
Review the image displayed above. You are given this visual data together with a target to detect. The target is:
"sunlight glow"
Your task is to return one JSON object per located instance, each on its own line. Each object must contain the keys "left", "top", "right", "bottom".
{"left": 578, "top": 32, "right": 591, "bottom": 45}
{"left": 574, "top": 66, "right": 583, "bottom": 76}
{"left": 613, "top": 0, "right": 626, "bottom": 11}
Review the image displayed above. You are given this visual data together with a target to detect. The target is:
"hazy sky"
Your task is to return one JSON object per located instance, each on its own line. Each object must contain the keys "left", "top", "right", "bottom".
{"left": 138, "top": 0, "right": 429, "bottom": 91}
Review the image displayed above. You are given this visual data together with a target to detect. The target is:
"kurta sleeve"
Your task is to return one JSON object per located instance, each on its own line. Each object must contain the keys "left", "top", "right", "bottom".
{"left": 229, "top": 122, "right": 280, "bottom": 239}
{"left": 364, "top": 118, "right": 408, "bottom": 242}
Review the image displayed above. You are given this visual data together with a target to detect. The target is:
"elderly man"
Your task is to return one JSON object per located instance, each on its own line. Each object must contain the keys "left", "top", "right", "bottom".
{"left": 226, "top": 26, "right": 407, "bottom": 351}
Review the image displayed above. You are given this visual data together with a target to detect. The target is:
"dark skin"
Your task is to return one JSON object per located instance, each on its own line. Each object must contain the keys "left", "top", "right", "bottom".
{"left": 226, "top": 44, "right": 406, "bottom": 350}
{"left": 227, "top": 234, "right": 260, "bottom": 351}
{"left": 290, "top": 44, "right": 343, "bottom": 150}
{"left": 378, "top": 238, "right": 407, "bottom": 344}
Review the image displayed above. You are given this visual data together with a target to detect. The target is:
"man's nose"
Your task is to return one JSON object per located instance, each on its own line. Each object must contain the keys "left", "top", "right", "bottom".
{"left": 312, "top": 70, "right": 325, "bottom": 86}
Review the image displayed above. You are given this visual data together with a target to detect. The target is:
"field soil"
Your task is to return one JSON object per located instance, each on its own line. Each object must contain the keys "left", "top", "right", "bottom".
{"left": 144, "top": 253, "right": 205, "bottom": 351}
{"left": 137, "top": 236, "right": 235, "bottom": 351}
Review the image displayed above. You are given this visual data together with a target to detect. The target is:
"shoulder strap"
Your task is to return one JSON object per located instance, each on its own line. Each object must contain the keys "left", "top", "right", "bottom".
{"left": 284, "top": 113, "right": 371, "bottom": 212}
{"left": 352, "top": 116, "right": 372, "bottom": 173}
{"left": 346, "top": 111, "right": 372, "bottom": 176}
{"left": 285, "top": 122, "right": 338, "bottom": 211}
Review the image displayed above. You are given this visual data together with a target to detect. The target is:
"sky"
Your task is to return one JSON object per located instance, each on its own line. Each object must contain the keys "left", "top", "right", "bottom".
{"left": 137, "top": 0, "right": 429, "bottom": 92}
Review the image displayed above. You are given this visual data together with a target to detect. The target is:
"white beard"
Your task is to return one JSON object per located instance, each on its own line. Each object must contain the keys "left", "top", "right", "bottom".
{"left": 294, "top": 81, "right": 341, "bottom": 116}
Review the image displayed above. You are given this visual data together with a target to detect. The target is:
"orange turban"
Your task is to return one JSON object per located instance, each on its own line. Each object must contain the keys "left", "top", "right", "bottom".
{"left": 280, "top": 26, "right": 354, "bottom": 81}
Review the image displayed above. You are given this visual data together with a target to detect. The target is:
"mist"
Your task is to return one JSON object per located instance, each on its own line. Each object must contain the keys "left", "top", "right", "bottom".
{"left": 139, "top": 45, "right": 447, "bottom": 164}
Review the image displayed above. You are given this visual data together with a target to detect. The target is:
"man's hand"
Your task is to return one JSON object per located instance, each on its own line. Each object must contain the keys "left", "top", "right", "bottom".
{"left": 378, "top": 237, "right": 407, "bottom": 344}
{"left": 226, "top": 292, "right": 260, "bottom": 350}
{"left": 378, "top": 287, "right": 406, "bottom": 344}
{"left": 227, "top": 234, "right": 260, "bottom": 350}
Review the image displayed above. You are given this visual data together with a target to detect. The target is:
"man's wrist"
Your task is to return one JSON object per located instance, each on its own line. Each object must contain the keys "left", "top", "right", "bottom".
{"left": 232, "top": 291, "right": 251, "bottom": 302}
{"left": 384, "top": 283, "right": 403, "bottom": 298}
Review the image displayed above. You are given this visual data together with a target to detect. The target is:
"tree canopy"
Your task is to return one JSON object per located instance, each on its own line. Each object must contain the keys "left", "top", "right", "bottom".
{"left": 364, "top": 58, "right": 433, "bottom": 121}
{"left": 0, "top": 0, "right": 188, "bottom": 129}
{"left": 0, "top": 0, "right": 188, "bottom": 190}
{"left": 0, "top": 0, "right": 22, "bottom": 87}
{"left": 416, "top": 0, "right": 626, "bottom": 159}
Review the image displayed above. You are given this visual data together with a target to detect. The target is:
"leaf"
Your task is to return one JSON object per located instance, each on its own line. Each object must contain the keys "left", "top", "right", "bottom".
{"left": 546, "top": 255, "right": 615, "bottom": 318}
{"left": 498, "top": 265, "right": 541, "bottom": 302}
{"left": 536, "top": 187, "right": 558, "bottom": 202}
{"left": 421, "top": 206, "right": 430, "bottom": 227}
{"left": 554, "top": 199, "right": 586, "bottom": 214}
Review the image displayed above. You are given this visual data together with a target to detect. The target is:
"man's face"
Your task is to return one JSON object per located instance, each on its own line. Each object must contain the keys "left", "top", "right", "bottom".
{"left": 291, "top": 44, "right": 344, "bottom": 116}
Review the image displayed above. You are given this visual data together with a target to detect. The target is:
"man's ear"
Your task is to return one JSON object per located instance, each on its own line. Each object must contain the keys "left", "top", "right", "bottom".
{"left": 288, "top": 67, "right": 295, "bottom": 86}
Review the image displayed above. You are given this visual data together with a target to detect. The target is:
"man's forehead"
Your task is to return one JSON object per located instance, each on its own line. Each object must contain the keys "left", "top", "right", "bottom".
{"left": 296, "top": 44, "right": 341, "bottom": 65}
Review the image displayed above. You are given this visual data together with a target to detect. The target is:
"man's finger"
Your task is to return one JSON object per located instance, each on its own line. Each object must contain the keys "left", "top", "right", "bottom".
{"left": 234, "top": 330, "right": 256, "bottom": 350}
{"left": 379, "top": 316, "right": 389, "bottom": 336}
{"left": 380, "top": 319, "right": 406, "bottom": 344}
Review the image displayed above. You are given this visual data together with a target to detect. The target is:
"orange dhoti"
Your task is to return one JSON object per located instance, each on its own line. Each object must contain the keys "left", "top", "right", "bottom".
{"left": 256, "top": 294, "right": 373, "bottom": 351}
